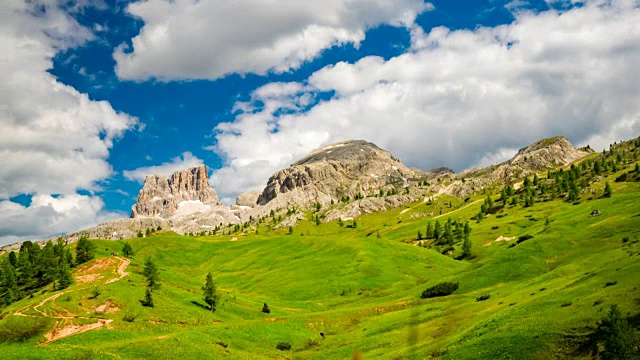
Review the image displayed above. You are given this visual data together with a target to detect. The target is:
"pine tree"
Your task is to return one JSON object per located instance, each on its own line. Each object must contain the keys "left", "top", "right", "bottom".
{"left": 75, "top": 236, "right": 96, "bottom": 265}
{"left": 426, "top": 222, "right": 434, "bottom": 239}
{"left": 41, "top": 241, "right": 58, "bottom": 284}
{"left": 143, "top": 257, "right": 159, "bottom": 289}
{"left": 462, "top": 235, "right": 472, "bottom": 259}
{"left": 635, "top": 163, "right": 640, "bottom": 173}
{"left": 8, "top": 252, "right": 17, "bottom": 268}
{"left": 434, "top": 220, "right": 441, "bottom": 240}
{"left": 145, "top": 228, "right": 152, "bottom": 237}
{"left": 202, "top": 272, "right": 218, "bottom": 312}
{"left": 288, "top": 226, "right": 293, "bottom": 235}
{"left": 56, "top": 261, "right": 73, "bottom": 290}
{"left": 604, "top": 182, "right": 613, "bottom": 198}
{"left": 533, "top": 173, "right": 539, "bottom": 186}
{"left": 262, "top": 302, "right": 270, "bottom": 313}
{"left": 64, "top": 248, "right": 74, "bottom": 267}
{"left": 1, "top": 258, "right": 18, "bottom": 305}
{"left": 417, "top": 231, "right": 423, "bottom": 240}
{"left": 137, "top": 230, "right": 143, "bottom": 238}
{"left": 122, "top": 242, "right": 134, "bottom": 257}
{"left": 464, "top": 222, "right": 471, "bottom": 238}
{"left": 598, "top": 305, "right": 637, "bottom": 359}
{"left": 142, "top": 287, "right": 154, "bottom": 307}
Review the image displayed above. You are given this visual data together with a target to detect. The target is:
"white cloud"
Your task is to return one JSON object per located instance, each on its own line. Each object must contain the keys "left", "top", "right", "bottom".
{"left": 0, "top": 1, "right": 138, "bottom": 245}
{"left": 123, "top": 152, "right": 203, "bottom": 183}
{"left": 0, "top": 194, "right": 123, "bottom": 245}
{"left": 208, "top": 1, "right": 640, "bottom": 202}
{"left": 113, "top": 0, "right": 433, "bottom": 81}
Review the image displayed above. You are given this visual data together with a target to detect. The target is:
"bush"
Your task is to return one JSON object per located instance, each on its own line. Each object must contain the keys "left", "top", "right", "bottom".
{"left": 561, "top": 302, "right": 572, "bottom": 307}
{"left": 604, "top": 281, "right": 617, "bottom": 287}
{"left": 615, "top": 172, "right": 628, "bottom": 182}
{"left": 421, "top": 282, "right": 459, "bottom": 299}
{"left": 122, "top": 312, "right": 137, "bottom": 322}
{"left": 276, "top": 342, "right": 291, "bottom": 351}
{"left": 517, "top": 234, "right": 533, "bottom": 244}
{"left": 476, "top": 294, "right": 490, "bottom": 302}
{"left": 0, "top": 316, "right": 49, "bottom": 342}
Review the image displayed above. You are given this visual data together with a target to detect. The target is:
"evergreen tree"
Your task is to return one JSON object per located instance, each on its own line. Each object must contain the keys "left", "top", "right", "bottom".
{"left": 353, "top": 220, "right": 357, "bottom": 228}
{"left": 8, "top": 252, "right": 17, "bottom": 268}
{"left": 462, "top": 235, "right": 472, "bottom": 259}
{"left": 598, "top": 305, "right": 638, "bottom": 360}
{"left": 262, "top": 302, "right": 270, "bottom": 314}
{"left": 426, "top": 222, "right": 434, "bottom": 239}
{"left": 64, "top": 248, "right": 74, "bottom": 267}
{"left": 417, "top": 231, "right": 423, "bottom": 240}
{"left": 523, "top": 176, "right": 531, "bottom": 188}
{"left": 315, "top": 215, "right": 321, "bottom": 226}
{"left": 464, "top": 222, "right": 471, "bottom": 238}
{"left": 143, "top": 257, "right": 159, "bottom": 289}
{"left": 476, "top": 210, "right": 484, "bottom": 223}
{"left": 635, "top": 163, "right": 640, "bottom": 173}
{"left": 604, "top": 182, "right": 613, "bottom": 198}
{"left": 202, "top": 272, "right": 218, "bottom": 312}
{"left": 146, "top": 228, "right": 152, "bottom": 237}
{"left": 533, "top": 173, "right": 539, "bottom": 186}
{"left": 288, "top": 226, "right": 293, "bottom": 235}
{"left": 56, "top": 261, "right": 73, "bottom": 290}
{"left": 434, "top": 220, "right": 441, "bottom": 240}
{"left": 40, "top": 241, "right": 58, "bottom": 284}
{"left": 122, "top": 242, "right": 134, "bottom": 257}
{"left": 75, "top": 236, "right": 96, "bottom": 265}
{"left": 1, "top": 258, "right": 18, "bottom": 305}
{"left": 137, "top": 231, "right": 143, "bottom": 238}
{"left": 142, "top": 287, "right": 154, "bottom": 307}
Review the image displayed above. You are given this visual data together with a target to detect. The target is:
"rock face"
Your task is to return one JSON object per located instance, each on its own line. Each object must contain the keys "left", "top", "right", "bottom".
{"left": 448, "top": 136, "right": 590, "bottom": 197}
{"left": 256, "top": 140, "right": 433, "bottom": 208}
{"left": 236, "top": 191, "right": 261, "bottom": 207}
{"left": 131, "top": 165, "right": 220, "bottom": 218}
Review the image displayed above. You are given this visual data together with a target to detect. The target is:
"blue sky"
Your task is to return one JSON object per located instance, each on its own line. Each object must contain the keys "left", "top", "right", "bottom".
{"left": 2, "top": 0, "right": 639, "bottom": 245}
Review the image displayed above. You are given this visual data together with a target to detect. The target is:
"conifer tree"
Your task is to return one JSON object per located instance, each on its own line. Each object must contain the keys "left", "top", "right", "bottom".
{"left": 604, "top": 182, "right": 613, "bottom": 198}
{"left": 1, "top": 258, "right": 18, "bottom": 305}
{"left": 142, "top": 287, "right": 154, "bottom": 307}
{"left": 426, "top": 222, "right": 434, "bottom": 239}
{"left": 122, "top": 242, "right": 134, "bottom": 257}
{"left": 202, "top": 272, "right": 218, "bottom": 312}
{"left": 462, "top": 235, "right": 472, "bottom": 259}
{"left": 434, "top": 220, "right": 441, "bottom": 240}
{"left": 143, "top": 257, "right": 159, "bottom": 289}
{"left": 56, "top": 261, "right": 73, "bottom": 290}
{"left": 75, "top": 236, "right": 96, "bottom": 265}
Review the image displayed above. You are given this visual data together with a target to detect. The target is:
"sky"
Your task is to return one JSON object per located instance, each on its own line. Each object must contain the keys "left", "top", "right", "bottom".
{"left": 1, "top": 0, "right": 640, "bottom": 246}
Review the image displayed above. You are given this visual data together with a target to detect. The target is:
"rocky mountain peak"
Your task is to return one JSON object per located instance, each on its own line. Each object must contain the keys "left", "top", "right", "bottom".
{"left": 256, "top": 140, "right": 426, "bottom": 207}
{"left": 130, "top": 164, "right": 220, "bottom": 218}
{"left": 508, "top": 136, "right": 588, "bottom": 167}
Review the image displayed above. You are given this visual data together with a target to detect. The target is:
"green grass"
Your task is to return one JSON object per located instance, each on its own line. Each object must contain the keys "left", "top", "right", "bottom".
{"left": 1, "top": 163, "right": 639, "bottom": 359}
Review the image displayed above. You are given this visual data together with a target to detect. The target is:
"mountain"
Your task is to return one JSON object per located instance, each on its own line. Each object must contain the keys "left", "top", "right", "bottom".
{"left": 131, "top": 165, "right": 220, "bottom": 218}
{"left": 0, "top": 136, "right": 591, "bottom": 251}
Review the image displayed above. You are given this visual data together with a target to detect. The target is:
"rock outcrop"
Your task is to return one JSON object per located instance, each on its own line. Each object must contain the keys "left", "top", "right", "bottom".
{"left": 235, "top": 191, "right": 261, "bottom": 207}
{"left": 131, "top": 165, "right": 220, "bottom": 218}
{"left": 256, "top": 140, "right": 433, "bottom": 208}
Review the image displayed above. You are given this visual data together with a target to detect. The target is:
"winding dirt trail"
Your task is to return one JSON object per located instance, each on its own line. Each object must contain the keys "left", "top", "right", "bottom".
{"left": 12, "top": 256, "right": 131, "bottom": 344}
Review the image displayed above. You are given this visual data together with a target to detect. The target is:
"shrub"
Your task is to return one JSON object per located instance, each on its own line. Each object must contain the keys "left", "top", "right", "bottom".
{"left": 604, "top": 281, "right": 618, "bottom": 287}
{"left": 561, "top": 302, "right": 572, "bottom": 307}
{"left": 593, "top": 299, "right": 603, "bottom": 306}
{"left": 476, "top": 294, "right": 490, "bottom": 302}
{"left": 262, "top": 303, "right": 270, "bottom": 314}
{"left": 122, "top": 312, "right": 137, "bottom": 322}
{"left": 276, "top": 342, "right": 291, "bottom": 351}
{"left": 215, "top": 341, "right": 228, "bottom": 348}
{"left": 491, "top": 226, "right": 499, "bottom": 230}
{"left": 0, "top": 316, "right": 49, "bottom": 342}
{"left": 517, "top": 234, "right": 533, "bottom": 244}
{"left": 598, "top": 305, "right": 638, "bottom": 359}
{"left": 89, "top": 286, "right": 101, "bottom": 300}
{"left": 615, "top": 172, "right": 628, "bottom": 182}
{"left": 421, "top": 282, "right": 459, "bottom": 299}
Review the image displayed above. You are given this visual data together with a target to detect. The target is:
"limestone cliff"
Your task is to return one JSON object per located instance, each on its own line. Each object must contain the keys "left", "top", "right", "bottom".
{"left": 131, "top": 165, "right": 220, "bottom": 218}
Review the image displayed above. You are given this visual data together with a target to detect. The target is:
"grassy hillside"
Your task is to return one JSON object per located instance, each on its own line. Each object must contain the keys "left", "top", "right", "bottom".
{"left": 1, "top": 146, "right": 639, "bottom": 359}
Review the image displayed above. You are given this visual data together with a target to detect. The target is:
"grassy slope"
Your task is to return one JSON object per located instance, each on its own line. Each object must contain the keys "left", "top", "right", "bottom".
{"left": 1, "top": 163, "right": 639, "bottom": 359}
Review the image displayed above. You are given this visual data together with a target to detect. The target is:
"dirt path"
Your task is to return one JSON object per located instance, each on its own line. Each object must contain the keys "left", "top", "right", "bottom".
{"left": 433, "top": 199, "right": 483, "bottom": 219}
{"left": 104, "top": 257, "right": 130, "bottom": 284}
{"left": 12, "top": 256, "right": 129, "bottom": 344}
{"left": 399, "top": 183, "right": 457, "bottom": 215}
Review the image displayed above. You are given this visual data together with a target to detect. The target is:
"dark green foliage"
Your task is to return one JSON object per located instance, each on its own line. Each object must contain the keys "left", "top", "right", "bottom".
{"left": 476, "top": 294, "right": 490, "bottom": 301}
{"left": 426, "top": 222, "right": 433, "bottom": 239}
{"left": 122, "top": 242, "right": 134, "bottom": 257}
{"left": 517, "top": 234, "right": 533, "bottom": 244}
{"left": 417, "top": 230, "right": 423, "bottom": 240}
{"left": 142, "top": 287, "right": 154, "bottom": 307}
{"left": 598, "top": 305, "right": 639, "bottom": 360}
{"left": 1, "top": 258, "right": 18, "bottom": 305}
{"left": 276, "top": 342, "right": 291, "bottom": 351}
{"left": 8, "top": 252, "right": 17, "bottom": 268}
{"left": 89, "top": 286, "right": 101, "bottom": 300}
{"left": 288, "top": 226, "right": 293, "bottom": 235}
{"left": 202, "top": 272, "right": 218, "bottom": 312}
{"left": 143, "top": 257, "right": 159, "bottom": 289}
{"left": 434, "top": 220, "right": 441, "bottom": 240}
{"left": 462, "top": 235, "right": 472, "bottom": 259}
{"left": 137, "top": 231, "right": 143, "bottom": 238}
{"left": 146, "top": 228, "right": 152, "bottom": 236}
{"left": 603, "top": 182, "right": 613, "bottom": 198}
{"left": 262, "top": 302, "right": 270, "bottom": 313}
{"left": 75, "top": 236, "right": 96, "bottom": 265}
{"left": 0, "top": 316, "right": 49, "bottom": 342}
{"left": 421, "top": 282, "right": 459, "bottom": 299}
{"left": 615, "top": 172, "right": 628, "bottom": 182}
{"left": 56, "top": 261, "right": 73, "bottom": 290}
{"left": 604, "top": 281, "right": 617, "bottom": 287}
{"left": 156, "top": 226, "right": 162, "bottom": 231}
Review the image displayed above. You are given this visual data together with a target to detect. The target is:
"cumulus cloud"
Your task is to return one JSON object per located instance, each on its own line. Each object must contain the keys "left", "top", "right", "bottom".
{"left": 0, "top": 194, "right": 123, "bottom": 245}
{"left": 208, "top": 0, "right": 640, "bottom": 202}
{"left": 123, "top": 152, "right": 204, "bottom": 183}
{"left": 0, "top": 1, "right": 138, "bottom": 245}
{"left": 114, "top": 0, "right": 433, "bottom": 81}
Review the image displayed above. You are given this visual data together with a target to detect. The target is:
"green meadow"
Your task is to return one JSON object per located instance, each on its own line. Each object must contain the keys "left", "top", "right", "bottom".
{"left": 1, "top": 158, "right": 639, "bottom": 359}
